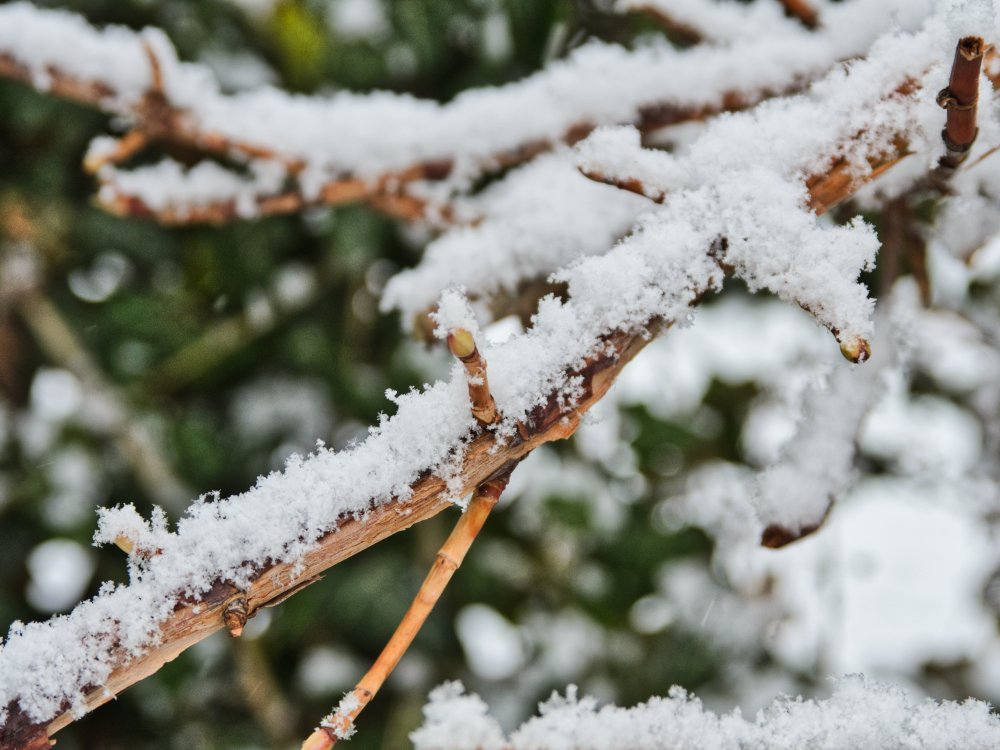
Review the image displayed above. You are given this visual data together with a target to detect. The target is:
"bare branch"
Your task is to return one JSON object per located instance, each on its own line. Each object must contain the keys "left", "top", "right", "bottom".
{"left": 937, "top": 36, "right": 985, "bottom": 170}
{"left": 303, "top": 475, "right": 513, "bottom": 749}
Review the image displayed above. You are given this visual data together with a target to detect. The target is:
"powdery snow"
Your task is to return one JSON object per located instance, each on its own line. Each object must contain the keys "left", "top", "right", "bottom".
{"left": 0, "top": 0, "right": 935, "bottom": 204}
{"left": 1, "top": 0, "right": 999, "bottom": 739}
{"left": 411, "top": 677, "right": 1000, "bottom": 750}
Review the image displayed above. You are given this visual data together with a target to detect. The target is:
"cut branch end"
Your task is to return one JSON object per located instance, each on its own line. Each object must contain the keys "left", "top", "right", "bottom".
{"left": 938, "top": 35, "right": 984, "bottom": 170}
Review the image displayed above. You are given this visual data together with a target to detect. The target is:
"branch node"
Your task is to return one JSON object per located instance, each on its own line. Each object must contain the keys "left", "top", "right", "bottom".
{"left": 223, "top": 594, "right": 249, "bottom": 638}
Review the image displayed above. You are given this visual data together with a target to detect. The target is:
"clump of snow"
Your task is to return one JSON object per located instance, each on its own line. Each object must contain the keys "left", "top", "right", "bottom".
{"left": 97, "top": 159, "right": 286, "bottom": 218}
{"left": 411, "top": 682, "right": 507, "bottom": 750}
{"left": 412, "top": 676, "right": 1000, "bottom": 750}
{"left": 320, "top": 691, "right": 363, "bottom": 740}
{"left": 382, "top": 152, "right": 648, "bottom": 326}
{"left": 430, "top": 288, "right": 482, "bottom": 341}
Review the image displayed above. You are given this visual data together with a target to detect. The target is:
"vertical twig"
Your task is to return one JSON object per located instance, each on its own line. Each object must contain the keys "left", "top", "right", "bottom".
{"left": 301, "top": 475, "right": 512, "bottom": 750}
{"left": 937, "top": 36, "right": 984, "bottom": 170}
{"left": 447, "top": 328, "right": 499, "bottom": 426}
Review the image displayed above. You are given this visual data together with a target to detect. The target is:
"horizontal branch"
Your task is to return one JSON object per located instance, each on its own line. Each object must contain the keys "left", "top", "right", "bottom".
{"left": 0, "top": 2, "right": 923, "bottom": 224}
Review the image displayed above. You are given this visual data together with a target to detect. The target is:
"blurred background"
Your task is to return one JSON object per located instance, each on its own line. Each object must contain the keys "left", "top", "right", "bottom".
{"left": 1, "top": 1, "right": 999, "bottom": 748}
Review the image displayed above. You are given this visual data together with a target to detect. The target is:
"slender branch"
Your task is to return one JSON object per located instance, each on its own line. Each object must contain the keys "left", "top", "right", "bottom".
{"left": 447, "top": 329, "right": 499, "bottom": 426}
{"left": 937, "top": 36, "right": 985, "bottom": 171}
{"left": 302, "top": 475, "right": 512, "bottom": 750}
{"left": 10, "top": 282, "right": 190, "bottom": 509}
{"left": 583, "top": 138, "right": 911, "bottom": 220}
{"left": 0, "top": 6, "right": 859, "bottom": 225}
{"left": 777, "top": 0, "right": 819, "bottom": 30}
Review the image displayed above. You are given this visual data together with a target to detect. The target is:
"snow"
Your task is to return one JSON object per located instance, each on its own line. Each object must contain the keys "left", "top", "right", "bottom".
{"left": 430, "top": 288, "right": 483, "bottom": 341}
{"left": 97, "top": 159, "right": 287, "bottom": 218}
{"left": 455, "top": 604, "right": 526, "bottom": 681}
{"left": 615, "top": 0, "right": 802, "bottom": 43}
{"left": 382, "top": 152, "right": 649, "bottom": 326}
{"left": 0, "top": 0, "right": 936, "bottom": 201}
{"left": 25, "top": 540, "right": 97, "bottom": 614}
{"left": 0, "top": 374, "right": 479, "bottom": 724}
{"left": 2, "top": 0, "right": 1000, "bottom": 739}
{"left": 412, "top": 677, "right": 1000, "bottom": 750}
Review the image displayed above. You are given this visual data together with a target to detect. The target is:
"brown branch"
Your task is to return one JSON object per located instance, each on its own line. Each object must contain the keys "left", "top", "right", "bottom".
{"left": 805, "top": 141, "right": 911, "bottom": 215}
{"left": 303, "top": 475, "right": 512, "bottom": 750}
{"left": 777, "top": 0, "right": 819, "bottom": 30}
{"left": 630, "top": 6, "right": 703, "bottom": 46}
{"left": 1, "top": 129, "right": 905, "bottom": 738}
{"left": 0, "top": 319, "right": 654, "bottom": 750}
{"left": 582, "top": 137, "right": 911, "bottom": 220}
{"left": 0, "top": 34, "right": 817, "bottom": 226}
{"left": 937, "top": 36, "right": 984, "bottom": 171}
{"left": 447, "top": 329, "right": 499, "bottom": 426}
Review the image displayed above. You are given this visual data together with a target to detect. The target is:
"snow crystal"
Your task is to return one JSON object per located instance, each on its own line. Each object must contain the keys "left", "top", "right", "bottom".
{"left": 430, "top": 288, "right": 482, "bottom": 340}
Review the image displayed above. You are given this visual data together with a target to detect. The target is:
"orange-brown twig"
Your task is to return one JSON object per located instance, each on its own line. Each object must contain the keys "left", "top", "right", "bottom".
{"left": 937, "top": 36, "right": 985, "bottom": 170}
{"left": 630, "top": 5, "right": 703, "bottom": 45}
{"left": 447, "top": 328, "right": 499, "bottom": 426}
{"left": 301, "top": 475, "right": 512, "bottom": 750}
{"left": 777, "top": 0, "right": 819, "bottom": 29}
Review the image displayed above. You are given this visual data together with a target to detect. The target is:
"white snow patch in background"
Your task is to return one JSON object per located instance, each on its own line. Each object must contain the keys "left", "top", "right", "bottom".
{"left": 412, "top": 675, "right": 1000, "bottom": 750}
{"left": 30, "top": 368, "right": 83, "bottom": 423}
{"left": 26, "top": 540, "right": 96, "bottom": 614}
{"left": 456, "top": 604, "right": 525, "bottom": 681}
{"left": 829, "top": 479, "right": 998, "bottom": 675}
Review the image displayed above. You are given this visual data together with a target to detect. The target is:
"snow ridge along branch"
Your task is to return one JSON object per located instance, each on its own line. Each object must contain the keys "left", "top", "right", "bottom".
{"left": 0, "top": 0, "right": 933, "bottom": 224}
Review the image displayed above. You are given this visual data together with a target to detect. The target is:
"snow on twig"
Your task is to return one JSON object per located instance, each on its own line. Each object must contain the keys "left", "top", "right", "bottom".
{"left": 0, "top": 0, "right": 933, "bottom": 222}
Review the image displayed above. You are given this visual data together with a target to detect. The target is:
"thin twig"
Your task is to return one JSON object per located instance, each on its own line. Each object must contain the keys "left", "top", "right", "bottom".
{"left": 937, "top": 36, "right": 985, "bottom": 171}
{"left": 447, "top": 328, "right": 499, "bottom": 426}
{"left": 15, "top": 289, "right": 190, "bottom": 508}
{"left": 777, "top": 0, "right": 820, "bottom": 29}
{"left": 301, "top": 475, "right": 512, "bottom": 750}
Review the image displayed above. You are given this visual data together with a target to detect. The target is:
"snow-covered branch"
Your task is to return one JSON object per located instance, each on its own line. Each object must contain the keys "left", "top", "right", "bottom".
{"left": 1, "top": 2, "right": 999, "bottom": 748}
{"left": 0, "top": 0, "right": 932, "bottom": 224}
